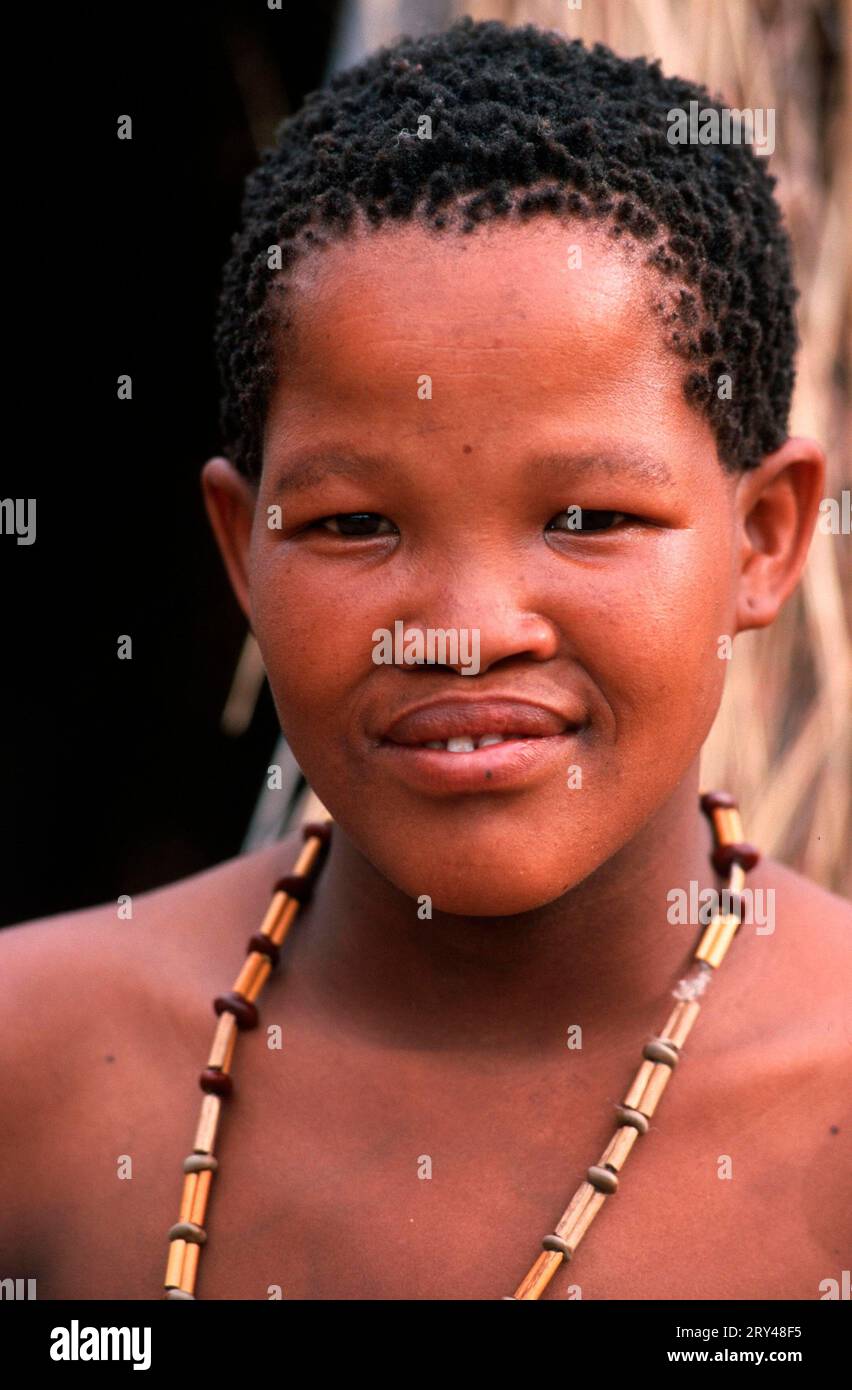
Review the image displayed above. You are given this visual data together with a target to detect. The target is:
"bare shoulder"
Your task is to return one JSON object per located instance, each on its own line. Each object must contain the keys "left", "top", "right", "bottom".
{"left": 0, "top": 831, "right": 303, "bottom": 1259}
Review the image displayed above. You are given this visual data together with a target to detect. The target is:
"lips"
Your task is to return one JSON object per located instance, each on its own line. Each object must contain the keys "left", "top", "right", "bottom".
{"left": 381, "top": 698, "right": 577, "bottom": 748}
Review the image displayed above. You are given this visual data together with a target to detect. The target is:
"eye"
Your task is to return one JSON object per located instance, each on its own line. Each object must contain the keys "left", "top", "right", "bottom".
{"left": 314, "top": 512, "right": 398, "bottom": 538}
{"left": 546, "top": 508, "right": 631, "bottom": 533}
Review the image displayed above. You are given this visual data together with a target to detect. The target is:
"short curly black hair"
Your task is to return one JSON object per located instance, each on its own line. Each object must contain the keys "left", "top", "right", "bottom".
{"left": 214, "top": 15, "right": 798, "bottom": 482}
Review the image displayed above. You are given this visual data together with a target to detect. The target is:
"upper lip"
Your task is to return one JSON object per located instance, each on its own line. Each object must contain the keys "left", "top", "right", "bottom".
{"left": 380, "top": 695, "right": 584, "bottom": 746}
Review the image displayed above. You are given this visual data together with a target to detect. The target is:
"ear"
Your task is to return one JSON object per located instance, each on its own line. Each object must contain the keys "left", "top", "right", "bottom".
{"left": 733, "top": 436, "right": 825, "bottom": 633}
{"left": 200, "top": 456, "right": 258, "bottom": 626}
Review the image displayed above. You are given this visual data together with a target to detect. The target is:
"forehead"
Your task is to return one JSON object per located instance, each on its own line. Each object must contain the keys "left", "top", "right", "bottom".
{"left": 265, "top": 216, "right": 711, "bottom": 460}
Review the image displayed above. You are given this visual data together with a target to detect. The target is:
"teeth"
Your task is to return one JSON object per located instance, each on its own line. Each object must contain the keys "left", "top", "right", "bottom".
{"left": 421, "top": 734, "right": 518, "bottom": 751}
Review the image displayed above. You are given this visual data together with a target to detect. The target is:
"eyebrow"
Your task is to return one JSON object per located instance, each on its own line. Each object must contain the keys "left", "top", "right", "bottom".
{"left": 270, "top": 443, "right": 673, "bottom": 497}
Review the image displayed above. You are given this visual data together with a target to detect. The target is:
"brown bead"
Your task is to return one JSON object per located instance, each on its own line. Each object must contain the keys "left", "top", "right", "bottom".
{"left": 183, "top": 1153, "right": 219, "bottom": 1174}
{"left": 168, "top": 1220, "right": 207, "bottom": 1245}
{"left": 542, "top": 1233, "right": 573, "bottom": 1260}
{"left": 213, "top": 991, "right": 259, "bottom": 1030}
{"left": 643, "top": 1038, "right": 680, "bottom": 1067}
{"left": 247, "top": 932, "right": 281, "bottom": 965}
{"left": 615, "top": 1104, "right": 650, "bottom": 1135}
{"left": 302, "top": 820, "right": 333, "bottom": 848}
{"left": 199, "top": 1067, "right": 233, "bottom": 1097}
{"left": 712, "top": 842, "right": 760, "bottom": 875}
{"left": 272, "top": 873, "right": 313, "bottom": 904}
{"left": 587, "top": 1165, "right": 619, "bottom": 1194}
{"left": 700, "top": 790, "right": 738, "bottom": 814}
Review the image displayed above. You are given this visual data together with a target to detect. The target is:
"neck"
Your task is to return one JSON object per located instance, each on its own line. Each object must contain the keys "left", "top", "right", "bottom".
{"left": 296, "top": 765, "right": 719, "bottom": 1057}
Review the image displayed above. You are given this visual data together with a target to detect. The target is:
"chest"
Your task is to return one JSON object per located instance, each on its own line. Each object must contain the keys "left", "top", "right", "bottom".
{"left": 43, "top": 1025, "right": 843, "bottom": 1301}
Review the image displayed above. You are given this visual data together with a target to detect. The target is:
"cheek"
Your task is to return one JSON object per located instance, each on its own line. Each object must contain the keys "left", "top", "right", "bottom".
{"left": 562, "top": 529, "right": 734, "bottom": 760}
{"left": 248, "top": 547, "right": 387, "bottom": 743}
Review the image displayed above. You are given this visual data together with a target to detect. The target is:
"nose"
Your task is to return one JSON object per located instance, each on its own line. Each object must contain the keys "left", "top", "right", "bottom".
{"left": 400, "top": 565, "right": 560, "bottom": 676}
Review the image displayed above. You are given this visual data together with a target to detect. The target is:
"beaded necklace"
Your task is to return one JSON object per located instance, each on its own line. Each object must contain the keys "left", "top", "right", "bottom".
{"left": 163, "top": 790, "right": 759, "bottom": 1300}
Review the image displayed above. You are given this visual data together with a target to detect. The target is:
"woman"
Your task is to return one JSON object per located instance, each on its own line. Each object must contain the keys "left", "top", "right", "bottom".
{"left": 1, "top": 17, "right": 849, "bottom": 1301}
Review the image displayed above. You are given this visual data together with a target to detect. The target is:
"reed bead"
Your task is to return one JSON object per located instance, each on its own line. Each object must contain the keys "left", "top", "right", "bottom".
{"left": 183, "top": 1153, "right": 219, "bottom": 1174}
{"left": 258, "top": 890, "right": 292, "bottom": 939}
{"left": 711, "top": 842, "right": 760, "bottom": 875}
{"left": 660, "top": 1000, "right": 701, "bottom": 1050}
{"left": 643, "top": 1038, "right": 680, "bottom": 1067}
{"left": 695, "top": 913, "right": 741, "bottom": 969}
{"left": 728, "top": 862, "right": 746, "bottom": 895}
{"left": 292, "top": 844, "right": 321, "bottom": 882}
{"left": 168, "top": 1220, "right": 207, "bottom": 1245}
{"left": 713, "top": 807, "right": 743, "bottom": 846}
{"left": 514, "top": 1249, "right": 563, "bottom": 1300}
{"left": 178, "top": 1174, "right": 198, "bottom": 1224}
{"left": 193, "top": 1094, "right": 222, "bottom": 1155}
{"left": 554, "top": 1181, "right": 597, "bottom": 1238}
{"left": 615, "top": 1104, "right": 650, "bottom": 1134}
{"left": 587, "top": 1164, "right": 619, "bottom": 1194}
{"left": 273, "top": 873, "right": 313, "bottom": 904}
{"left": 207, "top": 1012, "right": 237, "bottom": 1073}
{"left": 700, "top": 790, "right": 738, "bottom": 814}
{"left": 199, "top": 1067, "right": 233, "bottom": 1097}
{"left": 213, "top": 991, "right": 259, "bottom": 1031}
{"left": 165, "top": 1289, "right": 195, "bottom": 1300}
{"left": 564, "top": 1189, "right": 607, "bottom": 1249}
{"left": 247, "top": 931, "right": 281, "bottom": 966}
{"left": 268, "top": 899, "right": 300, "bottom": 948}
{"left": 600, "top": 1124, "right": 640, "bottom": 1171}
{"left": 243, "top": 956, "right": 273, "bottom": 1004}
{"left": 189, "top": 1169, "right": 213, "bottom": 1228}
{"left": 636, "top": 1063, "right": 673, "bottom": 1118}
{"left": 624, "top": 1059, "right": 656, "bottom": 1110}
{"left": 180, "top": 1241, "right": 201, "bottom": 1293}
{"left": 233, "top": 951, "right": 269, "bottom": 999}
{"left": 164, "top": 1239, "right": 186, "bottom": 1290}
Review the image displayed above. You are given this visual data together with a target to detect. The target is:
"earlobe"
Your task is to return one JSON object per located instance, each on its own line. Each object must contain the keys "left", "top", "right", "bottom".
{"left": 200, "top": 456, "right": 258, "bottom": 625}
{"left": 734, "top": 436, "right": 825, "bottom": 634}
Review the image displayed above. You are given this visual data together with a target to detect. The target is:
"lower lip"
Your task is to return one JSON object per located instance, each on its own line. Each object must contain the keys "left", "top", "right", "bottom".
{"left": 376, "top": 734, "right": 579, "bottom": 794}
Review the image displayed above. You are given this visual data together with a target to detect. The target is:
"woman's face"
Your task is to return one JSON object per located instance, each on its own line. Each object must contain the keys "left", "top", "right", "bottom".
{"left": 243, "top": 217, "right": 741, "bottom": 913}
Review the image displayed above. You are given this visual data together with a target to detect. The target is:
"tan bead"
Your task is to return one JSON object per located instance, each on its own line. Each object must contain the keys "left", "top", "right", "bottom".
{"left": 513, "top": 1249, "right": 563, "bottom": 1300}
{"left": 244, "top": 956, "right": 273, "bottom": 1003}
{"left": 623, "top": 1059, "right": 655, "bottom": 1110}
{"left": 713, "top": 807, "right": 743, "bottom": 845}
{"left": 178, "top": 1174, "right": 198, "bottom": 1224}
{"left": 268, "top": 898, "right": 300, "bottom": 947}
{"left": 635, "top": 1062, "right": 673, "bottom": 1118}
{"left": 293, "top": 836, "right": 324, "bottom": 879}
{"left": 599, "top": 1124, "right": 640, "bottom": 1171}
{"left": 660, "top": 1000, "right": 701, "bottom": 1050}
{"left": 695, "top": 913, "right": 740, "bottom": 968}
{"left": 164, "top": 1238, "right": 186, "bottom": 1290}
{"left": 554, "top": 1181, "right": 597, "bottom": 1238}
{"left": 165, "top": 1289, "right": 195, "bottom": 1300}
{"left": 233, "top": 951, "right": 269, "bottom": 999}
{"left": 193, "top": 1094, "right": 222, "bottom": 1155}
{"left": 180, "top": 1241, "right": 201, "bottom": 1294}
{"left": 189, "top": 1169, "right": 213, "bottom": 1228}
{"left": 207, "top": 1012, "right": 238, "bottom": 1072}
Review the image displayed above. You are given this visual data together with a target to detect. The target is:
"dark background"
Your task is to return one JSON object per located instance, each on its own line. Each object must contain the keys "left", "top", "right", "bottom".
{"left": 1, "top": 2, "right": 348, "bottom": 927}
